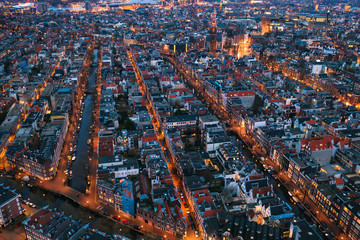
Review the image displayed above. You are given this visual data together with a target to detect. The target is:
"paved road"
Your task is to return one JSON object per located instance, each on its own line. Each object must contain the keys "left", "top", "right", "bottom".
{"left": 165, "top": 53, "right": 341, "bottom": 239}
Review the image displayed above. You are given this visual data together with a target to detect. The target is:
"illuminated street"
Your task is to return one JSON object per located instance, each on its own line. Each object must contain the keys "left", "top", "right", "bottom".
{"left": 1, "top": 2, "right": 360, "bottom": 240}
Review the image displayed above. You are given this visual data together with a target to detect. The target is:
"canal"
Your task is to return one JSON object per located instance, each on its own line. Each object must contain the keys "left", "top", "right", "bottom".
{"left": 228, "top": 131, "right": 302, "bottom": 217}
{"left": 69, "top": 50, "right": 97, "bottom": 193}
{"left": 176, "top": 64, "right": 304, "bottom": 218}
{"left": 0, "top": 176, "right": 152, "bottom": 240}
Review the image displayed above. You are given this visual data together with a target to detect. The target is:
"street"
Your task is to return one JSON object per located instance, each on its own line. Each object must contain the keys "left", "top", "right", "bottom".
{"left": 128, "top": 49, "right": 199, "bottom": 239}
{"left": 164, "top": 53, "right": 342, "bottom": 239}
{"left": 0, "top": 175, "right": 151, "bottom": 240}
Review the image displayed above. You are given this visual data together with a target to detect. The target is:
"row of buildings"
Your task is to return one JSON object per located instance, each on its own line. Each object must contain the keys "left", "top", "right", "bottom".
{"left": 127, "top": 42, "right": 325, "bottom": 240}
{"left": 5, "top": 37, "right": 92, "bottom": 180}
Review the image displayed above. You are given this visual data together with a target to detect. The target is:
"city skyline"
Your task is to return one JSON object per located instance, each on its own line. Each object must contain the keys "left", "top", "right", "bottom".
{"left": 0, "top": 1, "right": 359, "bottom": 240}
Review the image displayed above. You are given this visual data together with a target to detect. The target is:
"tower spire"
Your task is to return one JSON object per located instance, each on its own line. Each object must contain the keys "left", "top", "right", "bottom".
{"left": 209, "top": 9, "right": 217, "bottom": 55}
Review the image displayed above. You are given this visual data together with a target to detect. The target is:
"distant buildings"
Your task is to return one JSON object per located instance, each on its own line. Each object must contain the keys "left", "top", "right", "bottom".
{"left": 85, "top": 1, "right": 92, "bottom": 12}
{"left": 37, "top": 3, "right": 48, "bottom": 14}
{"left": 2, "top": 2, "right": 360, "bottom": 239}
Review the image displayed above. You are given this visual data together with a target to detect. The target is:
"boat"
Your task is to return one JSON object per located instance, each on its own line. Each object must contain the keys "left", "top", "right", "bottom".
{"left": 297, "top": 202, "right": 304, "bottom": 210}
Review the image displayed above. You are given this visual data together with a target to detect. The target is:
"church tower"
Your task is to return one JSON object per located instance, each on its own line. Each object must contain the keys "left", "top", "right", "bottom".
{"left": 209, "top": 10, "right": 217, "bottom": 55}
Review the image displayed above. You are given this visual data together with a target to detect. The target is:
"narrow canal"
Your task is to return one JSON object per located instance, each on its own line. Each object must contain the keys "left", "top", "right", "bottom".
{"left": 0, "top": 176, "right": 152, "bottom": 240}
{"left": 69, "top": 50, "right": 97, "bottom": 193}
{"left": 227, "top": 131, "right": 302, "bottom": 217}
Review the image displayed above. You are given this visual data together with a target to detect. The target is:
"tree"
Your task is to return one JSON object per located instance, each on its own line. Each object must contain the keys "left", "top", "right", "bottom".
{"left": 124, "top": 119, "right": 136, "bottom": 130}
{"left": 4, "top": 59, "right": 12, "bottom": 74}
{"left": 251, "top": 94, "right": 264, "bottom": 115}
{"left": 174, "top": 108, "right": 186, "bottom": 116}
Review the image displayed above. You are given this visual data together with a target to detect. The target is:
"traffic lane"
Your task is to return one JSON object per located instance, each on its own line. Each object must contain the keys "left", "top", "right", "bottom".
{"left": 172, "top": 58, "right": 303, "bottom": 236}
{"left": 0, "top": 224, "right": 26, "bottom": 240}
{"left": 168, "top": 55, "right": 341, "bottom": 238}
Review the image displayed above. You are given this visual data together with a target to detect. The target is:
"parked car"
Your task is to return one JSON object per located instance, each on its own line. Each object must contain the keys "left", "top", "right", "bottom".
{"left": 122, "top": 219, "right": 130, "bottom": 224}
{"left": 319, "top": 225, "right": 326, "bottom": 233}
{"left": 29, "top": 203, "right": 36, "bottom": 208}
{"left": 132, "top": 225, "right": 140, "bottom": 230}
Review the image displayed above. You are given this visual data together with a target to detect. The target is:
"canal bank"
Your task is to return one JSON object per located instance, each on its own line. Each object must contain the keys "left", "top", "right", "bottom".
{"left": 0, "top": 176, "right": 153, "bottom": 240}
{"left": 69, "top": 52, "right": 97, "bottom": 193}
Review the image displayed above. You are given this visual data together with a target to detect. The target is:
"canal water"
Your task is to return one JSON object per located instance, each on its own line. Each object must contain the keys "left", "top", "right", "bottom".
{"left": 69, "top": 50, "right": 97, "bottom": 193}
{"left": 0, "top": 176, "right": 151, "bottom": 240}
{"left": 227, "top": 131, "right": 302, "bottom": 217}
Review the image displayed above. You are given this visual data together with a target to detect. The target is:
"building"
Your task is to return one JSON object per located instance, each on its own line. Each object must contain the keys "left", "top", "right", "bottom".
{"left": 222, "top": 87, "right": 255, "bottom": 109}
{"left": 163, "top": 115, "right": 197, "bottom": 132}
{"left": 22, "top": 208, "right": 82, "bottom": 240}
{"left": 98, "top": 156, "right": 139, "bottom": 179}
{"left": 0, "top": 185, "right": 22, "bottom": 227}
{"left": 37, "top": 3, "right": 48, "bottom": 14}
{"left": 6, "top": 94, "right": 70, "bottom": 180}
{"left": 282, "top": 152, "right": 319, "bottom": 190}
{"left": 289, "top": 219, "right": 323, "bottom": 240}
{"left": 22, "top": 207, "right": 121, "bottom": 240}
{"left": 85, "top": 1, "right": 92, "bottom": 12}
{"left": 261, "top": 16, "right": 271, "bottom": 35}
{"left": 300, "top": 136, "right": 348, "bottom": 167}
{"left": 204, "top": 127, "right": 231, "bottom": 157}
{"left": 115, "top": 180, "right": 135, "bottom": 215}
{"left": 97, "top": 176, "right": 115, "bottom": 207}
{"left": 216, "top": 143, "right": 241, "bottom": 167}
{"left": 309, "top": 184, "right": 342, "bottom": 222}
{"left": 209, "top": 10, "right": 217, "bottom": 55}
{"left": 338, "top": 201, "right": 360, "bottom": 240}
